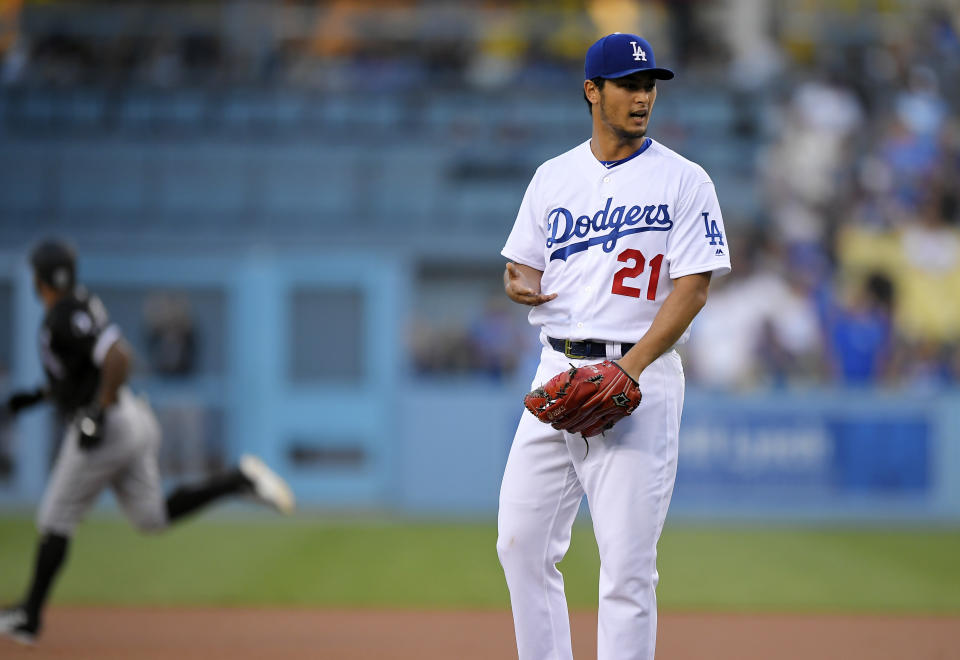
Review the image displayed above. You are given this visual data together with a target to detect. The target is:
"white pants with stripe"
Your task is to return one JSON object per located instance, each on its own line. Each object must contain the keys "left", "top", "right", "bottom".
{"left": 497, "top": 346, "right": 683, "bottom": 660}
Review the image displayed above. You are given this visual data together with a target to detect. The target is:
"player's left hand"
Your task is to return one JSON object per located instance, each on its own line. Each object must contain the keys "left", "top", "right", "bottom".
{"left": 76, "top": 405, "right": 105, "bottom": 451}
{"left": 524, "top": 359, "right": 642, "bottom": 438}
{"left": 4, "top": 388, "right": 46, "bottom": 415}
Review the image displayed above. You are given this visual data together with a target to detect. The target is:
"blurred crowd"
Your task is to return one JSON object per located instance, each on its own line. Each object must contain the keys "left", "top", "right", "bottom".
{"left": 686, "top": 3, "right": 960, "bottom": 390}
{"left": 0, "top": 1, "right": 710, "bottom": 91}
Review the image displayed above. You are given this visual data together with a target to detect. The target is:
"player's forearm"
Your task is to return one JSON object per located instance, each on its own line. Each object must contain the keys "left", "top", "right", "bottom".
{"left": 4, "top": 386, "right": 48, "bottom": 414}
{"left": 618, "top": 273, "right": 711, "bottom": 380}
{"left": 96, "top": 341, "right": 130, "bottom": 408}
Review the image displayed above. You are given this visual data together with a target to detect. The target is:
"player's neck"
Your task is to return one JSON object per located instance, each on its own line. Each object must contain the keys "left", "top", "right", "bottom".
{"left": 589, "top": 130, "right": 647, "bottom": 163}
{"left": 39, "top": 286, "right": 65, "bottom": 310}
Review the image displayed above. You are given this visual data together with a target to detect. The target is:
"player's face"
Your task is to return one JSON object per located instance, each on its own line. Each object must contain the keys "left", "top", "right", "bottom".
{"left": 596, "top": 73, "right": 657, "bottom": 140}
{"left": 33, "top": 274, "right": 58, "bottom": 309}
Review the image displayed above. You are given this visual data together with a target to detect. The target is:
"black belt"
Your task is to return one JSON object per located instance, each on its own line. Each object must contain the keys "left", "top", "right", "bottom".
{"left": 548, "top": 336, "right": 635, "bottom": 360}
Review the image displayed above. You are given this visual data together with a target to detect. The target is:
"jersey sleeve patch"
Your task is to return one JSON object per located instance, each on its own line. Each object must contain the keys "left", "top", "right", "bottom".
{"left": 667, "top": 182, "right": 731, "bottom": 279}
{"left": 702, "top": 212, "right": 725, "bottom": 249}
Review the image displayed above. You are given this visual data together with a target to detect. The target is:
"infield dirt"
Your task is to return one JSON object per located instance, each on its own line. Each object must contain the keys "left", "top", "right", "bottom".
{"left": 1, "top": 607, "right": 957, "bottom": 659}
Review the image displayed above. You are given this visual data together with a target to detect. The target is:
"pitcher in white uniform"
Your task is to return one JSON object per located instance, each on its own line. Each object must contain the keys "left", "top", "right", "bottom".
{"left": 496, "top": 33, "right": 731, "bottom": 660}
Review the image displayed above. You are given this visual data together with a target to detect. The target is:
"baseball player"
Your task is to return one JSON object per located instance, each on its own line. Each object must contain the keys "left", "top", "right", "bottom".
{"left": 0, "top": 239, "right": 295, "bottom": 646}
{"left": 496, "top": 33, "right": 730, "bottom": 660}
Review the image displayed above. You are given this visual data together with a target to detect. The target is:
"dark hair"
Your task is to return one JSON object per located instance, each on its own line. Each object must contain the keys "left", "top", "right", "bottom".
{"left": 30, "top": 238, "right": 77, "bottom": 291}
{"left": 584, "top": 76, "right": 605, "bottom": 114}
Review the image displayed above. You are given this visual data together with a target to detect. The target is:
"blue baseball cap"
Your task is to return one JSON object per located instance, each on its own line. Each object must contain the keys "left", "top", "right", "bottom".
{"left": 585, "top": 33, "right": 674, "bottom": 81}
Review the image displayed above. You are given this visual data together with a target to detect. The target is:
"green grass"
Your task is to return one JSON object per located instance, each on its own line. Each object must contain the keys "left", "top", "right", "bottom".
{"left": 1, "top": 515, "right": 958, "bottom": 614}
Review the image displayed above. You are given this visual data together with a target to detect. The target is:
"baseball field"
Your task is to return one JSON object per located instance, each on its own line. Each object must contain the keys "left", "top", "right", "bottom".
{"left": 1, "top": 514, "right": 959, "bottom": 659}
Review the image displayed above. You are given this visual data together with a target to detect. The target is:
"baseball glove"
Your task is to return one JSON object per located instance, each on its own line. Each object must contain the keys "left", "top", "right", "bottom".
{"left": 524, "top": 360, "right": 642, "bottom": 438}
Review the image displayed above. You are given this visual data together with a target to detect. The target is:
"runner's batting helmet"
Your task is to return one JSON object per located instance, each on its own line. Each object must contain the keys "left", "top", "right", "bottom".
{"left": 30, "top": 238, "right": 77, "bottom": 291}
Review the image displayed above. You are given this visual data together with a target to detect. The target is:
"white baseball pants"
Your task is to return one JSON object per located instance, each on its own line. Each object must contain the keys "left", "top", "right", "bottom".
{"left": 498, "top": 346, "right": 683, "bottom": 660}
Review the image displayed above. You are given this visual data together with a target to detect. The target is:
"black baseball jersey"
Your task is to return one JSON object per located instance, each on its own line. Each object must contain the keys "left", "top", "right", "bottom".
{"left": 39, "top": 287, "right": 118, "bottom": 415}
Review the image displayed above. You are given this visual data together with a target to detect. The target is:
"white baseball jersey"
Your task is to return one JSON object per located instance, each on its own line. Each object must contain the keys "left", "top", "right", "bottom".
{"left": 498, "top": 136, "right": 729, "bottom": 660}
{"left": 502, "top": 138, "right": 730, "bottom": 344}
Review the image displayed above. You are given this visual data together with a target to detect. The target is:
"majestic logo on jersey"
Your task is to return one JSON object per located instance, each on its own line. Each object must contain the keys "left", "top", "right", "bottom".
{"left": 630, "top": 42, "right": 647, "bottom": 62}
{"left": 546, "top": 197, "right": 672, "bottom": 261}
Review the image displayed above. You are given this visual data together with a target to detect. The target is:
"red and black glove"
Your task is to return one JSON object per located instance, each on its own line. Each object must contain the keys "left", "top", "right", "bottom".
{"left": 524, "top": 360, "right": 642, "bottom": 438}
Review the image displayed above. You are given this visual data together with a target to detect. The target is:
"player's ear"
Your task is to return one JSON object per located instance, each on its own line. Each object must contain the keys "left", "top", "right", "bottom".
{"left": 584, "top": 79, "right": 601, "bottom": 106}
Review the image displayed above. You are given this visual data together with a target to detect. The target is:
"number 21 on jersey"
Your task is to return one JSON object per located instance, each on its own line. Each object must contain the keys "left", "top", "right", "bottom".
{"left": 612, "top": 249, "right": 663, "bottom": 301}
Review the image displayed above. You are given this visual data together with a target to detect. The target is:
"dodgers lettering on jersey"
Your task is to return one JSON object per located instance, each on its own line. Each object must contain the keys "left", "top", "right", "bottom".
{"left": 546, "top": 197, "right": 673, "bottom": 261}
{"left": 502, "top": 139, "right": 731, "bottom": 345}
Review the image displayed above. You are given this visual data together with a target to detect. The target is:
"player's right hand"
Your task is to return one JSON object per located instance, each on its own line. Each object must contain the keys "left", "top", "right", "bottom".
{"left": 505, "top": 262, "right": 558, "bottom": 307}
{"left": 76, "top": 405, "right": 105, "bottom": 451}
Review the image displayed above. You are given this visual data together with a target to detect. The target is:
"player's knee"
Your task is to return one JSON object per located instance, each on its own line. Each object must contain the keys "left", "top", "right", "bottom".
{"left": 37, "top": 510, "right": 79, "bottom": 538}
{"left": 496, "top": 524, "right": 542, "bottom": 573}
{"left": 601, "top": 573, "right": 656, "bottom": 614}
{"left": 495, "top": 532, "right": 514, "bottom": 567}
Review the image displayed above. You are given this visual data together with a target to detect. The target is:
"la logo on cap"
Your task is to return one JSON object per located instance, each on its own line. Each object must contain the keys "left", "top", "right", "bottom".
{"left": 584, "top": 33, "right": 675, "bottom": 81}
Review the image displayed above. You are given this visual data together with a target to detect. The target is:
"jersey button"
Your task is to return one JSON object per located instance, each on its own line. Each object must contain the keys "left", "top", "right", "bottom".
{"left": 603, "top": 176, "right": 610, "bottom": 183}
{"left": 577, "top": 322, "right": 584, "bottom": 328}
{"left": 584, "top": 285, "right": 592, "bottom": 292}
